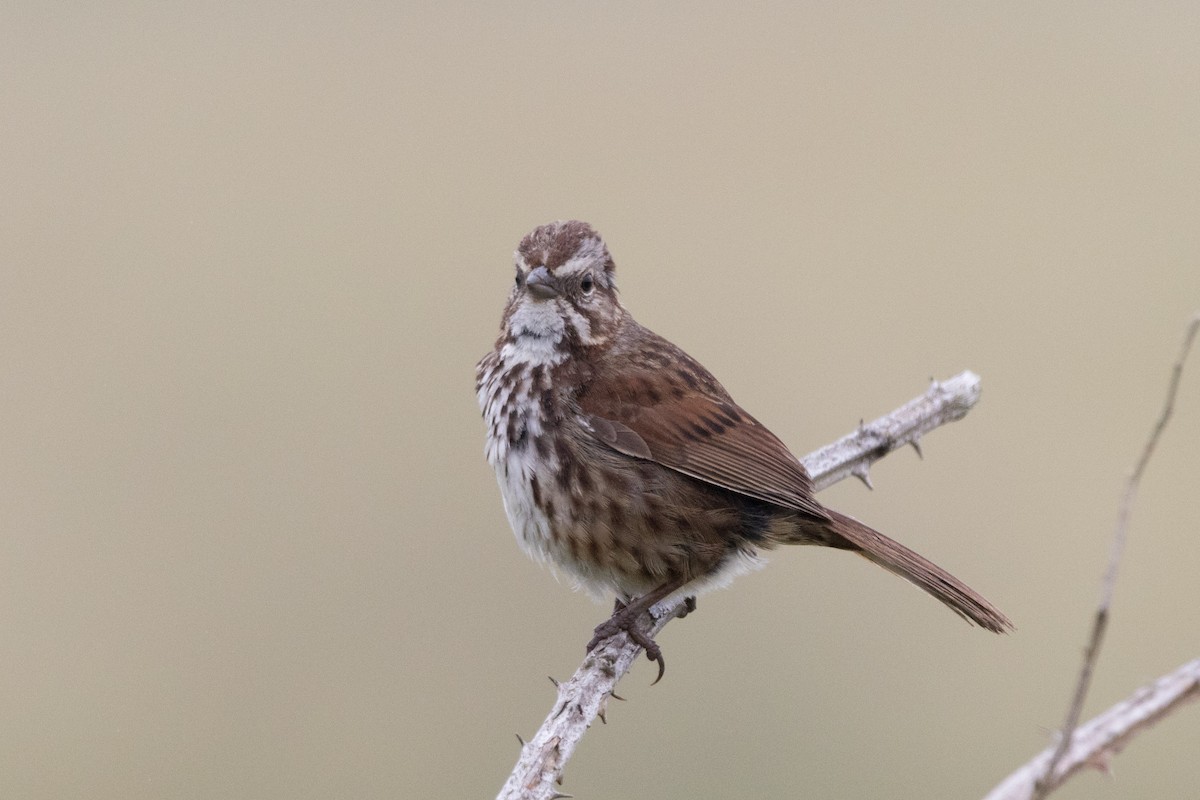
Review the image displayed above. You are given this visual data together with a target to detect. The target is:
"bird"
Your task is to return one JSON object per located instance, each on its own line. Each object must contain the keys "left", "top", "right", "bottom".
{"left": 476, "top": 220, "right": 1010, "bottom": 680}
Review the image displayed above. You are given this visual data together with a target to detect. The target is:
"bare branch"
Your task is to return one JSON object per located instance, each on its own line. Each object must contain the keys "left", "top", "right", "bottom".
{"left": 1029, "top": 314, "right": 1200, "bottom": 800}
{"left": 497, "top": 371, "right": 984, "bottom": 800}
{"left": 984, "top": 658, "right": 1200, "bottom": 800}
{"left": 804, "top": 370, "right": 982, "bottom": 493}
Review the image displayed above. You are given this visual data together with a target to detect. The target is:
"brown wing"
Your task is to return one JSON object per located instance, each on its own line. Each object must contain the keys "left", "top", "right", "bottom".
{"left": 578, "top": 335, "right": 829, "bottom": 521}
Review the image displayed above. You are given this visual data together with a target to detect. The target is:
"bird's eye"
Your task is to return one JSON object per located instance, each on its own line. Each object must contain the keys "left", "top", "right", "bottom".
{"left": 580, "top": 274, "right": 595, "bottom": 294}
{"left": 514, "top": 270, "right": 524, "bottom": 288}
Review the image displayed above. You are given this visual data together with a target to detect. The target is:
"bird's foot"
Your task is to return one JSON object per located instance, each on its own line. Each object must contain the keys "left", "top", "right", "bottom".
{"left": 587, "top": 603, "right": 667, "bottom": 684}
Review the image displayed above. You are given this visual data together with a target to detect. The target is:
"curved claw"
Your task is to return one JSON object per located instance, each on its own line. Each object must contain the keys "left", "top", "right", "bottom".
{"left": 625, "top": 625, "right": 666, "bottom": 685}
{"left": 647, "top": 648, "right": 666, "bottom": 685}
{"left": 587, "top": 611, "right": 669, "bottom": 684}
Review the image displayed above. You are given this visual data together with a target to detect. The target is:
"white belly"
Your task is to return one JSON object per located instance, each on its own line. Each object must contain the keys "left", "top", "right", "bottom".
{"left": 477, "top": 352, "right": 560, "bottom": 567}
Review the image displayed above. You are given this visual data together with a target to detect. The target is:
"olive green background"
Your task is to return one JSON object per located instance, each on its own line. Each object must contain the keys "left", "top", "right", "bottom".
{"left": 4, "top": 3, "right": 1199, "bottom": 798}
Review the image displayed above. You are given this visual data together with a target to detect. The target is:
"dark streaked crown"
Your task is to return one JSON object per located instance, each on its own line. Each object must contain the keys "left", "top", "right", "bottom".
{"left": 517, "top": 220, "right": 616, "bottom": 275}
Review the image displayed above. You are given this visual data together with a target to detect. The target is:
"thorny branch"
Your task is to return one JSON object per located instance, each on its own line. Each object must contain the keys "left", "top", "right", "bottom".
{"left": 497, "top": 371, "right": 985, "bottom": 800}
{"left": 990, "top": 313, "right": 1200, "bottom": 800}
{"left": 983, "top": 658, "right": 1200, "bottom": 800}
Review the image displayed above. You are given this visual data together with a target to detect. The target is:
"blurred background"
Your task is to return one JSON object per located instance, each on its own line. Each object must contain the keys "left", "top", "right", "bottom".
{"left": 3, "top": 3, "right": 1199, "bottom": 798}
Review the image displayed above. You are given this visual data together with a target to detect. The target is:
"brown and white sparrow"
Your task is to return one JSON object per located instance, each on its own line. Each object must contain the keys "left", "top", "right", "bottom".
{"left": 476, "top": 221, "right": 1010, "bottom": 679}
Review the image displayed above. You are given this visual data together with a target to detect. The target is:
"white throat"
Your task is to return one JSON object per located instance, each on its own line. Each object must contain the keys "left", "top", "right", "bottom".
{"left": 502, "top": 300, "right": 568, "bottom": 366}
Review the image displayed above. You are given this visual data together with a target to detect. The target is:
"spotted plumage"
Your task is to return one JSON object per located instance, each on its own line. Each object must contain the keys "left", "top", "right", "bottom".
{"left": 477, "top": 220, "right": 1010, "bottom": 677}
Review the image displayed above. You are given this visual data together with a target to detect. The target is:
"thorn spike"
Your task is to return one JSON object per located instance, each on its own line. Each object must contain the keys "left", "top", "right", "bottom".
{"left": 548, "top": 676, "right": 560, "bottom": 688}
{"left": 909, "top": 438, "right": 924, "bottom": 459}
{"left": 851, "top": 464, "right": 874, "bottom": 490}
{"left": 515, "top": 732, "right": 525, "bottom": 746}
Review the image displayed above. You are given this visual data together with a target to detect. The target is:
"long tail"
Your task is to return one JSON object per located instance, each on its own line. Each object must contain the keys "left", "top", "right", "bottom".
{"left": 825, "top": 509, "right": 1012, "bottom": 633}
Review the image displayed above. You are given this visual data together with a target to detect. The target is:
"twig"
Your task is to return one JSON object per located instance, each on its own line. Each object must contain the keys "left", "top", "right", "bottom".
{"left": 983, "top": 658, "right": 1200, "bottom": 800}
{"left": 803, "top": 370, "right": 982, "bottom": 493}
{"left": 1029, "top": 314, "right": 1200, "bottom": 800}
{"left": 497, "top": 371, "right": 985, "bottom": 800}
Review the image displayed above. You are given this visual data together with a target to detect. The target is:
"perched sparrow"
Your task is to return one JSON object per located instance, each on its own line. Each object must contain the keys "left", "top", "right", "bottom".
{"left": 476, "top": 221, "right": 1010, "bottom": 679}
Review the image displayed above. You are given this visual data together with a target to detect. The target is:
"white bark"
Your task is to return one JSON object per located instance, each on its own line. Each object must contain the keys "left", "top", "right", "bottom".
{"left": 983, "top": 658, "right": 1200, "bottom": 800}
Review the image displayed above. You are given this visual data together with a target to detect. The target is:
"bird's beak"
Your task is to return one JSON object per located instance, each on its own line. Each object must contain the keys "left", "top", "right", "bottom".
{"left": 525, "top": 266, "right": 559, "bottom": 300}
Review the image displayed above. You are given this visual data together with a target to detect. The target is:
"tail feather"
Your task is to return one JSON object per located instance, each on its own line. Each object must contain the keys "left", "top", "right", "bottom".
{"left": 825, "top": 509, "right": 1012, "bottom": 633}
